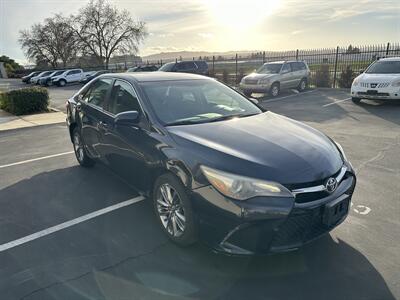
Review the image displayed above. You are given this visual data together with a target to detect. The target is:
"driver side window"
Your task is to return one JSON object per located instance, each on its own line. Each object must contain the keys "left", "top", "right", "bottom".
{"left": 83, "top": 78, "right": 112, "bottom": 108}
{"left": 281, "top": 64, "right": 291, "bottom": 73}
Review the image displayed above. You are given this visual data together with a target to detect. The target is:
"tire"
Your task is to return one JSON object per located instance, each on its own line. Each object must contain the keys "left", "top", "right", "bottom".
{"left": 351, "top": 97, "right": 361, "bottom": 104}
{"left": 298, "top": 78, "right": 307, "bottom": 92}
{"left": 270, "top": 82, "right": 280, "bottom": 97}
{"left": 243, "top": 90, "right": 252, "bottom": 97}
{"left": 153, "top": 173, "right": 197, "bottom": 246}
{"left": 72, "top": 127, "right": 95, "bottom": 167}
{"left": 58, "top": 79, "right": 66, "bottom": 87}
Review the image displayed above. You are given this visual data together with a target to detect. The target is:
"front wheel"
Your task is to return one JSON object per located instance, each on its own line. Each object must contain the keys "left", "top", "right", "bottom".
{"left": 153, "top": 173, "right": 196, "bottom": 246}
{"left": 72, "top": 127, "right": 95, "bottom": 167}
{"left": 270, "top": 83, "right": 280, "bottom": 97}
{"left": 58, "top": 79, "right": 66, "bottom": 87}
{"left": 351, "top": 97, "right": 361, "bottom": 104}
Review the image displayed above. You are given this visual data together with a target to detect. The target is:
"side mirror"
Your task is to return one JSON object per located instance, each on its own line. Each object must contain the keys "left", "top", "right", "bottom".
{"left": 114, "top": 111, "right": 140, "bottom": 126}
{"left": 249, "top": 98, "right": 259, "bottom": 104}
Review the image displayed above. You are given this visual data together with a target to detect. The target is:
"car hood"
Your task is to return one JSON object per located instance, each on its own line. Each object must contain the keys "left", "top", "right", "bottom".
{"left": 243, "top": 73, "right": 277, "bottom": 81}
{"left": 357, "top": 73, "right": 400, "bottom": 83}
{"left": 167, "top": 112, "right": 343, "bottom": 185}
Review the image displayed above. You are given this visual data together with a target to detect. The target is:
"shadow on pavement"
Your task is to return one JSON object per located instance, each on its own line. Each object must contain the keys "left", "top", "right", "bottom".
{"left": 357, "top": 99, "right": 400, "bottom": 126}
{"left": 0, "top": 167, "right": 394, "bottom": 300}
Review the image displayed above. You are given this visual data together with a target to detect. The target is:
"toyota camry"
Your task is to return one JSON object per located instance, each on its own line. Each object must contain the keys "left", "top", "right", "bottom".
{"left": 66, "top": 72, "right": 356, "bottom": 255}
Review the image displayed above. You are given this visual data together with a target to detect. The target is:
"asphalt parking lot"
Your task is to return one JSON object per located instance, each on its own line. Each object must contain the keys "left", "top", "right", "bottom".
{"left": 0, "top": 88, "right": 399, "bottom": 299}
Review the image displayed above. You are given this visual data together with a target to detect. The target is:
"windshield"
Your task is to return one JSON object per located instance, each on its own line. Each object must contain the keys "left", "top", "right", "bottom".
{"left": 141, "top": 79, "right": 262, "bottom": 125}
{"left": 158, "top": 62, "right": 175, "bottom": 72}
{"left": 256, "top": 63, "right": 283, "bottom": 74}
{"left": 366, "top": 61, "right": 400, "bottom": 74}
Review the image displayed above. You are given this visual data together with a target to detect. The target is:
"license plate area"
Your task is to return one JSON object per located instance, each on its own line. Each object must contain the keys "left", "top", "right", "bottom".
{"left": 322, "top": 195, "right": 349, "bottom": 226}
{"left": 367, "top": 90, "right": 378, "bottom": 95}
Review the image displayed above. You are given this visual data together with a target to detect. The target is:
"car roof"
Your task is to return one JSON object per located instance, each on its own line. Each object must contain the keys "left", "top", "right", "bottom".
{"left": 264, "top": 60, "right": 305, "bottom": 64}
{"left": 102, "top": 72, "right": 212, "bottom": 82}
{"left": 379, "top": 57, "right": 400, "bottom": 61}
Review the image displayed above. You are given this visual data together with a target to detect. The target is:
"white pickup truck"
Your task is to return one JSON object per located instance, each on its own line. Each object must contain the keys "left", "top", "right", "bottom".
{"left": 52, "top": 69, "right": 84, "bottom": 87}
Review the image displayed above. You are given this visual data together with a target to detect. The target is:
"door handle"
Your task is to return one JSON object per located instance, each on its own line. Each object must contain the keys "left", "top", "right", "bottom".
{"left": 98, "top": 121, "right": 109, "bottom": 130}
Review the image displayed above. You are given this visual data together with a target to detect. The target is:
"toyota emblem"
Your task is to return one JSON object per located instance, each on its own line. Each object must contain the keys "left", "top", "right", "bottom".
{"left": 326, "top": 177, "right": 338, "bottom": 193}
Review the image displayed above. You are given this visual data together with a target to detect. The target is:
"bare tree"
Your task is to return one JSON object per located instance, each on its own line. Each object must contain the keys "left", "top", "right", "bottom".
{"left": 19, "top": 15, "right": 77, "bottom": 68}
{"left": 71, "top": 0, "right": 147, "bottom": 69}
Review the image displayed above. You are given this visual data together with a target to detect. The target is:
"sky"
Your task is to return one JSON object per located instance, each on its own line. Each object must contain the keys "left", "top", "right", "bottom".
{"left": 0, "top": 0, "right": 399, "bottom": 64}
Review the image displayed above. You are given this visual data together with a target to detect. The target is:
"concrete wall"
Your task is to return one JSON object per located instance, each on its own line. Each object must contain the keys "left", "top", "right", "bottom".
{"left": 0, "top": 62, "right": 8, "bottom": 78}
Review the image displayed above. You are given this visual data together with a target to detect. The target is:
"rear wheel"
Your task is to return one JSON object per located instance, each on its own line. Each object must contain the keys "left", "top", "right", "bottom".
{"left": 298, "top": 78, "right": 307, "bottom": 92}
{"left": 58, "top": 79, "right": 66, "bottom": 87}
{"left": 351, "top": 97, "right": 361, "bottom": 104}
{"left": 72, "top": 127, "right": 95, "bottom": 167}
{"left": 270, "top": 83, "right": 280, "bottom": 97}
{"left": 153, "top": 173, "right": 196, "bottom": 246}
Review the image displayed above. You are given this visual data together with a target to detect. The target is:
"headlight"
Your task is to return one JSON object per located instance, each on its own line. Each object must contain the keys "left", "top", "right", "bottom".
{"left": 391, "top": 80, "right": 400, "bottom": 87}
{"left": 334, "top": 141, "right": 348, "bottom": 162}
{"left": 352, "top": 78, "right": 360, "bottom": 86}
{"left": 200, "top": 166, "right": 293, "bottom": 200}
{"left": 259, "top": 78, "right": 270, "bottom": 84}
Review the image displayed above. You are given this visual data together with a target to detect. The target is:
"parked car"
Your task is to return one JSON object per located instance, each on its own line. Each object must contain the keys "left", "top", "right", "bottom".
{"left": 351, "top": 57, "right": 400, "bottom": 103}
{"left": 66, "top": 72, "right": 356, "bottom": 255}
{"left": 21, "top": 71, "right": 41, "bottom": 84}
{"left": 80, "top": 70, "right": 109, "bottom": 84}
{"left": 158, "top": 60, "right": 208, "bottom": 75}
{"left": 127, "top": 65, "right": 159, "bottom": 72}
{"left": 39, "top": 70, "right": 65, "bottom": 86}
{"left": 52, "top": 69, "right": 84, "bottom": 86}
{"left": 30, "top": 71, "right": 54, "bottom": 84}
{"left": 240, "top": 61, "right": 310, "bottom": 97}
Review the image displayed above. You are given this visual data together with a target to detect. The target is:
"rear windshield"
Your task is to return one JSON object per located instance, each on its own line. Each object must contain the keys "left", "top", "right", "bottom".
{"left": 158, "top": 62, "right": 175, "bottom": 72}
{"left": 366, "top": 61, "right": 400, "bottom": 74}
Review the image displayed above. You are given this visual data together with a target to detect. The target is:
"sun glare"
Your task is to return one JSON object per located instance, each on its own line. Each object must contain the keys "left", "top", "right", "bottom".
{"left": 205, "top": 0, "right": 281, "bottom": 31}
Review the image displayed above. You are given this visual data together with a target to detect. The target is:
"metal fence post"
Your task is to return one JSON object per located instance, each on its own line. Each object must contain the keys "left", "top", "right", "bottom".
{"left": 160, "top": 59, "right": 163, "bottom": 66}
{"left": 333, "top": 46, "right": 339, "bottom": 88}
{"left": 235, "top": 53, "right": 238, "bottom": 84}
{"left": 386, "top": 42, "right": 390, "bottom": 55}
{"left": 212, "top": 55, "right": 215, "bottom": 76}
{"left": 176, "top": 58, "right": 178, "bottom": 63}
{"left": 296, "top": 49, "right": 299, "bottom": 60}
{"left": 262, "top": 51, "right": 265, "bottom": 64}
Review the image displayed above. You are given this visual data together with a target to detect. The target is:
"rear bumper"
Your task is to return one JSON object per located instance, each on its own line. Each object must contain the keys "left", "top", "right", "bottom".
{"left": 191, "top": 170, "right": 356, "bottom": 255}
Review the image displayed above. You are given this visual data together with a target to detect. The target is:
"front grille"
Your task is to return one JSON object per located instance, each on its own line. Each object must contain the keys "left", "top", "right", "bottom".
{"left": 295, "top": 191, "right": 329, "bottom": 203}
{"left": 244, "top": 78, "right": 259, "bottom": 85}
{"left": 360, "top": 82, "right": 390, "bottom": 88}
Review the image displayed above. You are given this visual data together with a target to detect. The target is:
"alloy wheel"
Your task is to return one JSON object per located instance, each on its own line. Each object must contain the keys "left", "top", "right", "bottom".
{"left": 300, "top": 80, "right": 306, "bottom": 90}
{"left": 73, "top": 132, "right": 85, "bottom": 162}
{"left": 271, "top": 85, "right": 279, "bottom": 97}
{"left": 156, "top": 183, "right": 186, "bottom": 237}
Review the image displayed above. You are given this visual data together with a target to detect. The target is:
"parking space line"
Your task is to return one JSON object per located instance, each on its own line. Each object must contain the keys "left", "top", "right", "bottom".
{"left": 0, "top": 196, "right": 145, "bottom": 253}
{"left": 0, "top": 151, "right": 74, "bottom": 169}
{"left": 261, "top": 89, "right": 316, "bottom": 103}
{"left": 323, "top": 97, "right": 351, "bottom": 107}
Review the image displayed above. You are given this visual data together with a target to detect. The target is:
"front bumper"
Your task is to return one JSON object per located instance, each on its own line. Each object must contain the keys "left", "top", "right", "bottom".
{"left": 191, "top": 168, "right": 356, "bottom": 255}
{"left": 240, "top": 83, "right": 271, "bottom": 93}
{"left": 351, "top": 86, "right": 400, "bottom": 100}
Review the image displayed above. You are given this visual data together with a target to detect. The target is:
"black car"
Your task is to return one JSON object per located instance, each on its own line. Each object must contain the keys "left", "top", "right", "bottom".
{"left": 158, "top": 60, "right": 208, "bottom": 75}
{"left": 21, "top": 71, "right": 41, "bottom": 83}
{"left": 66, "top": 73, "right": 356, "bottom": 255}
{"left": 80, "top": 70, "right": 109, "bottom": 84}
{"left": 127, "top": 65, "right": 159, "bottom": 72}
{"left": 39, "top": 70, "right": 65, "bottom": 86}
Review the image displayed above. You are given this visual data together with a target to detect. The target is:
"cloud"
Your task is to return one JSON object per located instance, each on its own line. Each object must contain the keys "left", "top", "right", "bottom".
{"left": 197, "top": 32, "right": 214, "bottom": 39}
{"left": 291, "top": 30, "right": 304, "bottom": 35}
{"left": 158, "top": 33, "right": 175, "bottom": 38}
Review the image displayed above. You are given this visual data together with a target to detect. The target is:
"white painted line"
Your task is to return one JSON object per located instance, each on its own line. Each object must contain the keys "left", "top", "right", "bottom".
{"left": 323, "top": 97, "right": 351, "bottom": 107}
{"left": 0, "top": 151, "right": 74, "bottom": 169}
{"left": 0, "top": 196, "right": 145, "bottom": 253}
{"left": 261, "top": 89, "right": 316, "bottom": 103}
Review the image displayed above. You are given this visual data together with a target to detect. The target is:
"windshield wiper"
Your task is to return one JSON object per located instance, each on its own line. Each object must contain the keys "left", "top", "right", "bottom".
{"left": 207, "top": 112, "right": 260, "bottom": 123}
{"left": 165, "top": 119, "right": 210, "bottom": 126}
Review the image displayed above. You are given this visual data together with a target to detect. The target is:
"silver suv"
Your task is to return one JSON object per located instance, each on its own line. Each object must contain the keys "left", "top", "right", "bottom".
{"left": 240, "top": 61, "right": 310, "bottom": 97}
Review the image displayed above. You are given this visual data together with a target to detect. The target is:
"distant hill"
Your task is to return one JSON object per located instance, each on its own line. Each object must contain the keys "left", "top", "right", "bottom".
{"left": 142, "top": 50, "right": 261, "bottom": 61}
